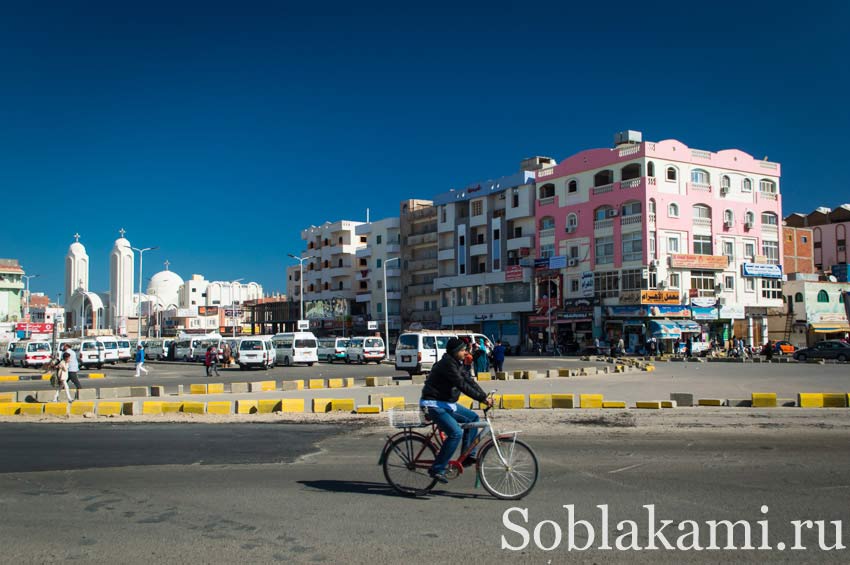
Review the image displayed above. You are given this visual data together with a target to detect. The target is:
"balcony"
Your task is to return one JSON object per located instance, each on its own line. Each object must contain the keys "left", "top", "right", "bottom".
{"left": 406, "top": 207, "right": 436, "bottom": 222}
{"left": 385, "top": 268, "right": 401, "bottom": 278}
{"left": 593, "top": 218, "right": 614, "bottom": 230}
{"left": 648, "top": 213, "right": 656, "bottom": 224}
{"left": 386, "top": 291, "right": 402, "bottom": 300}
{"left": 386, "top": 243, "right": 400, "bottom": 253}
{"left": 326, "top": 266, "right": 352, "bottom": 278}
{"left": 438, "top": 248, "right": 455, "bottom": 261}
{"left": 538, "top": 228, "right": 555, "bottom": 239}
{"left": 762, "top": 224, "right": 779, "bottom": 235}
{"left": 355, "top": 270, "right": 370, "bottom": 281}
{"left": 620, "top": 215, "right": 642, "bottom": 226}
{"left": 506, "top": 235, "right": 534, "bottom": 251}
{"left": 407, "top": 232, "right": 438, "bottom": 247}
{"left": 355, "top": 247, "right": 372, "bottom": 258}
{"left": 355, "top": 292, "right": 372, "bottom": 303}
{"left": 470, "top": 243, "right": 488, "bottom": 256}
{"left": 759, "top": 191, "right": 778, "bottom": 201}
{"left": 592, "top": 183, "right": 614, "bottom": 195}
{"left": 620, "top": 178, "right": 641, "bottom": 190}
{"left": 406, "top": 283, "right": 435, "bottom": 297}
{"left": 693, "top": 218, "right": 712, "bottom": 228}
{"left": 408, "top": 258, "right": 437, "bottom": 271}
{"left": 688, "top": 182, "right": 712, "bottom": 193}
{"left": 537, "top": 196, "right": 555, "bottom": 206}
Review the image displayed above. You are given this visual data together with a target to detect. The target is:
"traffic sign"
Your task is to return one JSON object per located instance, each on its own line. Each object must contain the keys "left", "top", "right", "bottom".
{"left": 297, "top": 320, "right": 309, "bottom": 330}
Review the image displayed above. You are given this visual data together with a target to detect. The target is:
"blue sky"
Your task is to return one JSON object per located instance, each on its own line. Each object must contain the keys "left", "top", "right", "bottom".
{"left": 1, "top": 1, "right": 847, "bottom": 300}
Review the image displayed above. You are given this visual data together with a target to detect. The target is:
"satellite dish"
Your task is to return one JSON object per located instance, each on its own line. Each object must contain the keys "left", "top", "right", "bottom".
{"left": 828, "top": 275, "right": 838, "bottom": 283}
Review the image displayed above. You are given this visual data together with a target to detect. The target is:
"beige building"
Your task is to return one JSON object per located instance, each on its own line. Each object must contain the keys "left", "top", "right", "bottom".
{"left": 400, "top": 199, "right": 440, "bottom": 329}
{"left": 355, "top": 217, "right": 401, "bottom": 341}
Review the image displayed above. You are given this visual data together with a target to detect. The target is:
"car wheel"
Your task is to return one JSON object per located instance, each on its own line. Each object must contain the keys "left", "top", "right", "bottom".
{"left": 307, "top": 362, "right": 314, "bottom": 367}
{"left": 345, "top": 356, "right": 350, "bottom": 364}
{"left": 284, "top": 356, "right": 291, "bottom": 367}
{"left": 838, "top": 354, "right": 848, "bottom": 363}
{"left": 796, "top": 353, "right": 807, "bottom": 362}
{"left": 239, "top": 364, "right": 246, "bottom": 371}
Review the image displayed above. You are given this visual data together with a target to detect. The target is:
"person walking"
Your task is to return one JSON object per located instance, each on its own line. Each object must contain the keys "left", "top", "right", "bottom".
{"left": 134, "top": 344, "right": 149, "bottom": 377}
{"left": 685, "top": 336, "right": 693, "bottom": 358}
{"left": 491, "top": 340, "right": 506, "bottom": 373}
{"left": 62, "top": 343, "right": 82, "bottom": 399}
{"left": 473, "top": 338, "right": 489, "bottom": 376}
{"left": 52, "top": 351, "right": 74, "bottom": 403}
{"left": 205, "top": 345, "right": 221, "bottom": 377}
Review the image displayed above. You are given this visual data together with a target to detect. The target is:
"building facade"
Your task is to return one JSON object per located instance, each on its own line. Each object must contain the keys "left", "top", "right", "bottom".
{"left": 768, "top": 277, "right": 850, "bottom": 347}
{"left": 354, "top": 217, "right": 401, "bottom": 342}
{"left": 536, "top": 132, "right": 783, "bottom": 351}
{"left": 399, "top": 199, "right": 440, "bottom": 330}
{"left": 784, "top": 204, "right": 850, "bottom": 273}
{"left": 782, "top": 225, "right": 814, "bottom": 275}
{"left": 0, "top": 259, "right": 24, "bottom": 324}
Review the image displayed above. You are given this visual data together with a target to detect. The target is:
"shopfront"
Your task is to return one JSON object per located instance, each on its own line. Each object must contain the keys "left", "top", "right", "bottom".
{"left": 606, "top": 302, "right": 690, "bottom": 354}
{"left": 557, "top": 298, "right": 594, "bottom": 350}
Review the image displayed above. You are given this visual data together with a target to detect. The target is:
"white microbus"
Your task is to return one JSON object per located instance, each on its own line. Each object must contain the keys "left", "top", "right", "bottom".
{"left": 236, "top": 336, "right": 275, "bottom": 370}
{"left": 271, "top": 332, "right": 318, "bottom": 366}
{"left": 172, "top": 336, "right": 209, "bottom": 362}
{"left": 76, "top": 338, "right": 106, "bottom": 369}
{"left": 10, "top": 340, "right": 52, "bottom": 368}
{"left": 142, "top": 339, "right": 164, "bottom": 360}
{"left": 0, "top": 338, "right": 18, "bottom": 366}
{"left": 345, "top": 336, "right": 385, "bottom": 364}
{"left": 97, "top": 336, "right": 120, "bottom": 364}
{"left": 394, "top": 331, "right": 457, "bottom": 376}
{"left": 317, "top": 337, "right": 349, "bottom": 363}
{"left": 117, "top": 339, "right": 133, "bottom": 362}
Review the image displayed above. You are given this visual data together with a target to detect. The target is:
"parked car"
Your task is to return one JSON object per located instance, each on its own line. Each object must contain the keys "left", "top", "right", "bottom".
{"left": 345, "top": 336, "right": 385, "bottom": 364}
{"left": 774, "top": 341, "right": 796, "bottom": 355}
{"left": 318, "top": 337, "right": 349, "bottom": 363}
{"left": 793, "top": 340, "right": 850, "bottom": 362}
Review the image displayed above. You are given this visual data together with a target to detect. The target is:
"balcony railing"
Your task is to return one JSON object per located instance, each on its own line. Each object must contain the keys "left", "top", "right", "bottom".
{"left": 538, "top": 228, "right": 555, "bottom": 238}
{"left": 648, "top": 213, "right": 656, "bottom": 224}
{"left": 592, "top": 183, "right": 614, "bottom": 195}
{"left": 693, "top": 218, "right": 712, "bottom": 227}
{"left": 759, "top": 191, "right": 778, "bottom": 200}
{"left": 620, "top": 178, "right": 641, "bottom": 189}
{"left": 407, "top": 232, "right": 438, "bottom": 246}
{"left": 621, "top": 215, "right": 642, "bottom": 226}
{"left": 689, "top": 182, "right": 712, "bottom": 192}
{"left": 538, "top": 196, "right": 555, "bottom": 206}
{"left": 594, "top": 218, "right": 614, "bottom": 230}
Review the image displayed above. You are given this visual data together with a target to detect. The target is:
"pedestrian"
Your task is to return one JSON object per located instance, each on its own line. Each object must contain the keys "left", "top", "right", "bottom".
{"left": 206, "top": 345, "right": 220, "bottom": 377}
{"left": 62, "top": 343, "right": 82, "bottom": 399}
{"left": 223, "top": 342, "right": 232, "bottom": 366}
{"left": 763, "top": 340, "right": 774, "bottom": 361}
{"left": 674, "top": 337, "right": 681, "bottom": 357}
{"left": 205, "top": 346, "right": 213, "bottom": 377}
{"left": 134, "top": 344, "right": 149, "bottom": 377}
{"left": 491, "top": 340, "right": 506, "bottom": 373}
{"left": 52, "top": 351, "right": 74, "bottom": 403}
{"left": 650, "top": 336, "right": 657, "bottom": 356}
{"left": 594, "top": 336, "right": 601, "bottom": 354}
{"left": 685, "top": 336, "right": 693, "bottom": 358}
{"left": 617, "top": 336, "right": 625, "bottom": 357}
{"left": 473, "top": 338, "right": 489, "bottom": 375}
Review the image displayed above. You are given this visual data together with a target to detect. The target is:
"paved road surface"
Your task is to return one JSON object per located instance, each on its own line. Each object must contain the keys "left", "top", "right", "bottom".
{"left": 2, "top": 421, "right": 850, "bottom": 563}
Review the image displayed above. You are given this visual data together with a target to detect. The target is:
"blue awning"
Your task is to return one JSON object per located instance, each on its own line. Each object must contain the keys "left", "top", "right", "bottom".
{"left": 677, "top": 320, "right": 701, "bottom": 333}
{"left": 649, "top": 320, "right": 681, "bottom": 339}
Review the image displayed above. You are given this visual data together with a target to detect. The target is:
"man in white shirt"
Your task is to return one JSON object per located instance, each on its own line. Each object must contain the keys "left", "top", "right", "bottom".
{"left": 62, "top": 343, "right": 83, "bottom": 399}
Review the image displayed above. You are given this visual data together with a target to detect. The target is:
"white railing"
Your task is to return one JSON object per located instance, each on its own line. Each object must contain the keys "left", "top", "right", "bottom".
{"left": 621, "top": 215, "right": 642, "bottom": 226}
{"left": 592, "top": 183, "right": 614, "bottom": 195}
{"left": 760, "top": 192, "right": 778, "bottom": 200}
{"left": 594, "top": 218, "right": 613, "bottom": 230}
{"left": 689, "top": 182, "right": 712, "bottom": 192}
{"left": 691, "top": 150, "right": 712, "bottom": 159}
{"left": 620, "top": 178, "right": 641, "bottom": 189}
{"left": 538, "top": 228, "right": 555, "bottom": 238}
{"left": 618, "top": 145, "right": 641, "bottom": 157}
{"left": 693, "top": 218, "right": 712, "bottom": 227}
{"left": 759, "top": 161, "right": 778, "bottom": 170}
{"left": 538, "top": 196, "right": 555, "bottom": 206}
{"left": 648, "top": 177, "right": 656, "bottom": 185}
{"left": 762, "top": 224, "right": 779, "bottom": 233}
{"left": 648, "top": 213, "right": 656, "bottom": 224}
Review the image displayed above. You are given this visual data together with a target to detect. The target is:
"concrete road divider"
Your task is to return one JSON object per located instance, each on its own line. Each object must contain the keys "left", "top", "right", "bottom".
{"left": 129, "top": 387, "right": 148, "bottom": 398}
{"left": 97, "top": 402, "right": 122, "bottom": 416}
{"left": 525, "top": 371, "right": 537, "bottom": 380}
{"left": 366, "top": 376, "right": 392, "bottom": 387}
{"left": 281, "top": 380, "right": 304, "bottom": 391}
{"left": 280, "top": 399, "right": 304, "bottom": 413}
{"left": 236, "top": 400, "right": 258, "bottom": 414}
{"left": 70, "top": 401, "right": 95, "bottom": 415}
{"left": 143, "top": 402, "right": 163, "bottom": 415}
{"left": 495, "top": 372, "right": 509, "bottom": 380}
{"left": 190, "top": 384, "right": 208, "bottom": 395}
{"left": 308, "top": 379, "right": 325, "bottom": 390}
{"left": 41, "top": 373, "right": 52, "bottom": 380}
{"left": 477, "top": 372, "right": 491, "bottom": 381}
{"left": 797, "top": 393, "right": 824, "bottom": 408}
{"left": 313, "top": 398, "right": 332, "bottom": 413}
{"left": 44, "top": 402, "right": 68, "bottom": 416}
{"left": 162, "top": 402, "right": 183, "bottom": 414}
{"left": 35, "top": 391, "right": 55, "bottom": 403}
{"left": 0, "top": 376, "right": 20, "bottom": 382}
{"left": 823, "top": 393, "right": 848, "bottom": 408}
{"left": 661, "top": 400, "right": 678, "bottom": 408}
{"left": 207, "top": 383, "right": 225, "bottom": 394}
{"left": 122, "top": 402, "right": 137, "bottom": 415}
{"left": 258, "top": 399, "right": 281, "bottom": 413}
{"left": 552, "top": 394, "right": 575, "bottom": 408}
{"left": 513, "top": 371, "right": 524, "bottom": 380}
{"left": 20, "top": 403, "right": 45, "bottom": 415}
{"left": 0, "top": 392, "right": 15, "bottom": 403}
{"left": 330, "top": 399, "right": 355, "bottom": 412}
{"left": 558, "top": 368, "right": 570, "bottom": 377}
{"left": 698, "top": 399, "right": 725, "bottom": 407}
{"left": 457, "top": 395, "right": 474, "bottom": 409}
{"left": 150, "top": 386, "right": 166, "bottom": 397}
{"left": 529, "top": 394, "right": 553, "bottom": 409}
{"left": 356, "top": 405, "right": 380, "bottom": 414}
{"left": 87, "top": 373, "right": 106, "bottom": 379}
{"left": 182, "top": 402, "right": 206, "bottom": 414}
{"left": 752, "top": 393, "right": 778, "bottom": 408}
{"left": 207, "top": 401, "right": 232, "bottom": 415}
{"left": 546, "top": 369, "right": 559, "bottom": 378}
{"left": 230, "top": 382, "right": 249, "bottom": 394}
{"left": 670, "top": 393, "right": 694, "bottom": 407}
{"left": 579, "top": 394, "right": 604, "bottom": 409}
{"left": 500, "top": 394, "right": 525, "bottom": 410}
{"left": 602, "top": 401, "right": 627, "bottom": 409}
{"left": 381, "top": 397, "right": 404, "bottom": 411}
{"left": 0, "top": 403, "right": 22, "bottom": 415}
{"left": 635, "top": 401, "right": 661, "bottom": 409}
{"left": 100, "top": 387, "right": 131, "bottom": 399}
{"left": 77, "top": 389, "right": 98, "bottom": 401}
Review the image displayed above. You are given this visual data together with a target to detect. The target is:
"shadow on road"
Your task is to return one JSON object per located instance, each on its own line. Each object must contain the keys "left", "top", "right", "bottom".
{"left": 298, "top": 479, "right": 492, "bottom": 501}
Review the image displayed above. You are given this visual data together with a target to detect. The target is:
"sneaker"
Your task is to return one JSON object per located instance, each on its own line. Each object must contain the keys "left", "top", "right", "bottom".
{"left": 428, "top": 469, "right": 449, "bottom": 484}
{"left": 462, "top": 456, "right": 478, "bottom": 468}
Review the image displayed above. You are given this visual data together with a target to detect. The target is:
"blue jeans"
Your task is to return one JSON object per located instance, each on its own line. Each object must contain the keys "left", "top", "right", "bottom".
{"left": 427, "top": 404, "right": 480, "bottom": 474}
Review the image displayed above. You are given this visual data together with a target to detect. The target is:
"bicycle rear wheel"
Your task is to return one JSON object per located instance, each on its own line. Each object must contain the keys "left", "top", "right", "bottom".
{"left": 382, "top": 435, "right": 438, "bottom": 497}
{"left": 477, "top": 437, "right": 538, "bottom": 500}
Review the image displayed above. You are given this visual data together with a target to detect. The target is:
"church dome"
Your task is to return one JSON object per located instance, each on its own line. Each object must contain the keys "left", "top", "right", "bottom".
{"left": 147, "top": 268, "right": 183, "bottom": 308}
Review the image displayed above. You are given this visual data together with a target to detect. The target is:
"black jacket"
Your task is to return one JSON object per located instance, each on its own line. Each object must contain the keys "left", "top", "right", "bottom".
{"left": 421, "top": 353, "right": 488, "bottom": 403}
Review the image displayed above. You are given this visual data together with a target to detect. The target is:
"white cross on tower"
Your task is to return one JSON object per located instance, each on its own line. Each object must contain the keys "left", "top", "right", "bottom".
{"left": 164, "top": 260, "right": 170, "bottom": 271}
{"left": 119, "top": 228, "right": 126, "bottom": 238}
{"left": 73, "top": 233, "right": 80, "bottom": 243}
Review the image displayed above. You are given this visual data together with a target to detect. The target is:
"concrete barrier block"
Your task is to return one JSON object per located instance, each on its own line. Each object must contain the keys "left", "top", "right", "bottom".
{"left": 727, "top": 398, "right": 752, "bottom": 407}
{"left": 0, "top": 392, "right": 14, "bottom": 403}
{"left": 495, "top": 371, "right": 509, "bottom": 381}
{"left": 779, "top": 398, "right": 796, "bottom": 407}
{"left": 698, "top": 398, "right": 725, "bottom": 407}
{"left": 162, "top": 402, "right": 183, "bottom": 414}
{"left": 259, "top": 380, "right": 277, "bottom": 392}
{"left": 122, "top": 402, "right": 137, "bottom": 415}
{"left": 457, "top": 395, "right": 474, "bottom": 409}
{"left": 411, "top": 375, "right": 426, "bottom": 385}
{"left": 129, "top": 387, "right": 148, "bottom": 398}
{"left": 477, "top": 372, "right": 491, "bottom": 381}
{"left": 501, "top": 394, "right": 525, "bottom": 410}
{"left": 312, "top": 398, "right": 333, "bottom": 413}
{"left": 513, "top": 371, "right": 525, "bottom": 380}
{"left": 182, "top": 402, "right": 206, "bottom": 414}
{"left": 381, "top": 397, "right": 405, "bottom": 411}
{"left": 798, "top": 393, "right": 823, "bottom": 408}
{"left": 142, "top": 401, "right": 163, "bottom": 415}
{"left": 602, "top": 401, "right": 627, "bottom": 409}
{"left": 236, "top": 400, "right": 258, "bottom": 414}
{"left": 19, "top": 403, "right": 44, "bottom": 415}
{"left": 230, "top": 382, "right": 249, "bottom": 394}
{"left": 97, "top": 402, "right": 122, "bottom": 416}
{"left": 206, "top": 401, "right": 231, "bottom": 415}
{"left": 44, "top": 402, "right": 68, "bottom": 416}
{"left": 558, "top": 368, "right": 570, "bottom": 377}
{"left": 98, "top": 387, "right": 118, "bottom": 399}
{"left": 525, "top": 370, "right": 537, "bottom": 380}
{"left": 280, "top": 380, "right": 302, "bottom": 391}
{"left": 635, "top": 401, "right": 662, "bottom": 409}
{"left": 15, "top": 391, "right": 36, "bottom": 402}
{"left": 644, "top": 365, "right": 656, "bottom": 372}
{"left": 308, "top": 378, "right": 325, "bottom": 390}
{"left": 670, "top": 393, "right": 694, "bottom": 407}
{"left": 258, "top": 399, "right": 282, "bottom": 413}
{"left": 356, "top": 405, "right": 380, "bottom": 414}
{"left": 547, "top": 369, "right": 559, "bottom": 378}
{"left": 327, "top": 378, "right": 345, "bottom": 389}
{"left": 77, "top": 388, "right": 98, "bottom": 400}
{"left": 0, "top": 375, "right": 20, "bottom": 382}
{"left": 40, "top": 373, "right": 51, "bottom": 381}
{"left": 150, "top": 386, "right": 166, "bottom": 397}
{"left": 365, "top": 376, "right": 381, "bottom": 387}
{"left": 343, "top": 377, "right": 354, "bottom": 388}
{"left": 751, "top": 392, "right": 777, "bottom": 408}
{"left": 330, "top": 398, "right": 355, "bottom": 412}
{"left": 248, "top": 382, "right": 265, "bottom": 393}
{"left": 0, "top": 403, "right": 22, "bottom": 415}
{"left": 35, "top": 390, "right": 56, "bottom": 403}
{"left": 207, "top": 383, "right": 225, "bottom": 394}
{"left": 661, "top": 400, "right": 677, "bottom": 408}
{"left": 529, "top": 394, "right": 552, "bottom": 409}
{"left": 369, "top": 394, "right": 387, "bottom": 405}
{"left": 87, "top": 373, "right": 106, "bottom": 379}
{"left": 190, "top": 384, "right": 208, "bottom": 395}
{"left": 552, "top": 394, "right": 575, "bottom": 409}
{"left": 280, "top": 399, "right": 304, "bottom": 413}
{"left": 70, "top": 401, "right": 95, "bottom": 415}
{"left": 823, "top": 393, "right": 847, "bottom": 408}
{"left": 580, "top": 394, "right": 604, "bottom": 409}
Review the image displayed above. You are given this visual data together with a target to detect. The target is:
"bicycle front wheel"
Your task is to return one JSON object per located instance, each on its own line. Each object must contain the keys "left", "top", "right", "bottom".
{"left": 382, "top": 435, "right": 438, "bottom": 497}
{"left": 477, "top": 437, "right": 539, "bottom": 500}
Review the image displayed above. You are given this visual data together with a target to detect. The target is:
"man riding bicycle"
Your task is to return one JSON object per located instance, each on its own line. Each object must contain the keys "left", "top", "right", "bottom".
{"left": 420, "top": 337, "right": 492, "bottom": 484}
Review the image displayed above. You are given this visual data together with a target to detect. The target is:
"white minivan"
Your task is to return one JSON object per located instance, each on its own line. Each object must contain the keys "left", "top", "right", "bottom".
{"left": 1, "top": 338, "right": 18, "bottom": 366}
{"left": 318, "top": 337, "right": 349, "bottom": 363}
{"left": 394, "top": 331, "right": 456, "bottom": 375}
{"left": 173, "top": 337, "right": 205, "bottom": 362}
{"left": 97, "top": 336, "right": 120, "bottom": 364}
{"left": 117, "top": 339, "right": 133, "bottom": 362}
{"left": 10, "top": 340, "right": 52, "bottom": 368}
{"left": 345, "top": 336, "right": 386, "bottom": 364}
{"left": 271, "top": 332, "right": 318, "bottom": 366}
{"left": 76, "top": 338, "right": 106, "bottom": 369}
{"left": 236, "top": 337, "right": 275, "bottom": 370}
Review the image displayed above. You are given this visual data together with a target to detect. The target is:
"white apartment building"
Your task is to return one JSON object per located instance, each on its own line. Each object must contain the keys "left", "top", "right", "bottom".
{"left": 355, "top": 217, "right": 401, "bottom": 340}
{"left": 400, "top": 199, "right": 440, "bottom": 329}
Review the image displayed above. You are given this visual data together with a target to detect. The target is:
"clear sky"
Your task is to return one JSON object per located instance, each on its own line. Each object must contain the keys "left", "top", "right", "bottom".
{"left": 1, "top": 1, "right": 847, "bottom": 301}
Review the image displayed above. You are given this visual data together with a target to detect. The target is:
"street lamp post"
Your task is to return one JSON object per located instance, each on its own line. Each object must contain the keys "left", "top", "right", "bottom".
{"left": 22, "top": 274, "right": 40, "bottom": 338}
{"left": 128, "top": 246, "right": 158, "bottom": 341}
{"left": 288, "top": 254, "right": 306, "bottom": 325}
{"left": 383, "top": 257, "right": 399, "bottom": 360}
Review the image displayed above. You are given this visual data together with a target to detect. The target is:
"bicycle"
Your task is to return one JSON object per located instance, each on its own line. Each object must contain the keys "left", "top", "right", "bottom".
{"left": 379, "top": 392, "right": 539, "bottom": 500}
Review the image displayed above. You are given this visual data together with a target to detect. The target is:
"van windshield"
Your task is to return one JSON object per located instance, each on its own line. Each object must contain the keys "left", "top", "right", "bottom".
{"left": 336, "top": 340, "right": 349, "bottom": 348}
{"left": 118, "top": 341, "right": 130, "bottom": 348}
{"left": 397, "top": 335, "right": 417, "bottom": 350}
{"left": 365, "top": 338, "right": 383, "bottom": 348}
{"left": 103, "top": 342, "right": 117, "bottom": 350}
{"left": 29, "top": 343, "right": 50, "bottom": 352}
{"left": 295, "top": 339, "right": 317, "bottom": 348}
{"left": 240, "top": 341, "right": 263, "bottom": 351}
{"left": 436, "top": 336, "right": 451, "bottom": 349}
{"left": 82, "top": 343, "right": 97, "bottom": 351}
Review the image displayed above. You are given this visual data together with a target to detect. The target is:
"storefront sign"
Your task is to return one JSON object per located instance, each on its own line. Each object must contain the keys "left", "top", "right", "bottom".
{"left": 690, "top": 297, "right": 717, "bottom": 308}
{"left": 198, "top": 306, "right": 219, "bottom": 316}
{"left": 15, "top": 323, "right": 53, "bottom": 333}
{"left": 580, "top": 272, "right": 594, "bottom": 298}
{"left": 504, "top": 265, "right": 524, "bottom": 282}
{"left": 669, "top": 254, "right": 729, "bottom": 270}
{"left": 641, "top": 290, "right": 681, "bottom": 305}
{"left": 606, "top": 304, "right": 691, "bottom": 318}
{"left": 742, "top": 263, "right": 782, "bottom": 278}
{"left": 534, "top": 258, "right": 550, "bottom": 271}
{"left": 548, "top": 255, "right": 567, "bottom": 269}
{"left": 719, "top": 304, "right": 745, "bottom": 319}
{"left": 619, "top": 291, "right": 641, "bottom": 305}
{"left": 691, "top": 305, "right": 719, "bottom": 320}
{"left": 560, "top": 298, "right": 594, "bottom": 321}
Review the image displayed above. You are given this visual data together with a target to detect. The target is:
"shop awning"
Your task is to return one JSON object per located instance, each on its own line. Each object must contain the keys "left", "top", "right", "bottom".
{"left": 810, "top": 322, "right": 850, "bottom": 334}
{"left": 677, "top": 320, "right": 702, "bottom": 333}
{"left": 649, "top": 320, "right": 681, "bottom": 339}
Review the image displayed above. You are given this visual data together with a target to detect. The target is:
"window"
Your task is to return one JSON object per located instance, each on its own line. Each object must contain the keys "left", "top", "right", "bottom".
{"left": 668, "top": 203, "right": 679, "bottom": 217}
{"left": 648, "top": 199, "right": 656, "bottom": 215}
{"left": 493, "top": 258, "right": 500, "bottom": 270}
{"left": 471, "top": 200, "right": 483, "bottom": 216}
{"left": 841, "top": 293, "right": 845, "bottom": 304}
{"left": 493, "top": 229, "right": 500, "bottom": 240}
{"left": 594, "top": 170, "right": 614, "bottom": 187}
{"left": 540, "top": 243, "right": 555, "bottom": 258}
{"left": 691, "top": 169, "right": 710, "bottom": 185}
{"left": 744, "top": 242, "right": 755, "bottom": 262}
{"left": 594, "top": 271, "right": 620, "bottom": 299}
{"left": 742, "top": 178, "right": 752, "bottom": 192}
{"left": 648, "top": 270, "right": 658, "bottom": 289}
{"left": 724, "top": 209, "right": 734, "bottom": 226}
{"left": 377, "top": 302, "right": 383, "bottom": 313}
{"left": 359, "top": 258, "right": 367, "bottom": 267}
{"left": 667, "top": 236, "right": 680, "bottom": 254}
{"left": 570, "top": 279, "right": 579, "bottom": 293}
{"left": 761, "top": 212, "right": 778, "bottom": 225}
{"left": 621, "top": 163, "right": 641, "bottom": 180}
{"left": 802, "top": 236, "right": 808, "bottom": 243}
{"left": 511, "top": 190, "right": 519, "bottom": 208}
{"left": 338, "top": 281, "right": 343, "bottom": 290}
{"left": 459, "top": 264, "right": 466, "bottom": 274}
{"left": 724, "top": 275, "right": 735, "bottom": 290}
{"left": 377, "top": 279, "right": 383, "bottom": 289}
{"left": 723, "top": 241, "right": 734, "bottom": 261}
{"left": 691, "top": 270, "right": 716, "bottom": 297}
{"left": 356, "top": 236, "right": 363, "bottom": 243}
{"left": 669, "top": 273, "right": 681, "bottom": 289}
{"left": 595, "top": 236, "right": 614, "bottom": 265}
{"left": 359, "top": 281, "right": 367, "bottom": 290}
{"left": 569, "top": 245, "right": 579, "bottom": 259}
{"left": 648, "top": 161, "right": 655, "bottom": 177}
{"left": 595, "top": 207, "right": 613, "bottom": 221}
{"left": 761, "top": 241, "right": 779, "bottom": 264}
{"left": 693, "top": 235, "right": 713, "bottom": 255}
{"left": 458, "top": 236, "right": 465, "bottom": 246}
{"left": 441, "top": 207, "right": 447, "bottom": 223}
{"left": 649, "top": 231, "right": 656, "bottom": 259}
{"left": 720, "top": 175, "right": 731, "bottom": 190}
{"left": 376, "top": 235, "right": 382, "bottom": 244}
{"left": 621, "top": 269, "right": 642, "bottom": 291}
{"left": 745, "top": 211, "right": 755, "bottom": 227}
{"left": 794, "top": 292, "right": 803, "bottom": 302}
{"left": 539, "top": 183, "right": 555, "bottom": 199}
{"left": 566, "top": 214, "right": 578, "bottom": 230}
{"left": 759, "top": 179, "right": 777, "bottom": 193}
{"left": 666, "top": 167, "right": 677, "bottom": 181}
{"left": 513, "top": 226, "right": 522, "bottom": 238}
{"left": 568, "top": 180, "right": 578, "bottom": 193}
{"left": 376, "top": 258, "right": 382, "bottom": 268}
{"left": 761, "top": 279, "right": 782, "bottom": 299}
{"left": 539, "top": 216, "right": 555, "bottom": 230}
{"left": 817, "top": 289, "right": 829, "bottom": 303}
{"left": 622, "top": 232, "right": 643, "bottom": 262}
{"left": 745, "top": 278, "right": 755, "bottom": 292}
{"left": 693, "top": 204, "right": 712, "bottom": 219}
{"left": 621, "top": 202, "right": 642, "bottom": 216}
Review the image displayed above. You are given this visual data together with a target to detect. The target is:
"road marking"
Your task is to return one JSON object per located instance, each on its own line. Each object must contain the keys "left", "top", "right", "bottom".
{"left": 608, "top": 463, "right": 644, "bottom": 475}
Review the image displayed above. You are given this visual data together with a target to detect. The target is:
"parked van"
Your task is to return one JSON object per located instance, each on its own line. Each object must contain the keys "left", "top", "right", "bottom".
{"left": 117, "top": 338, "right": 133, "bottom": 362}
{"left": 236, "top": 337, "right": 275, "bottom": 370}
{"left": 173, "top": 337, "right": 206, "bottom": 362}
{"left": 271, "top": 332, "right": 318, "bottom": 366}
{"left": 394, "top": 331, "right": 456, "bottom": 375}
{"left": 75, "top": 338, "right": 106, "bottom": 369}
{"left": 162, "top": 339, "right": 173, "bottom": 360}
{"left": 96, "top": 336, "right": 120, "bottom": 364}
{"left": 142, "top": 339, "right": 165, "bottom": 360}
{"left": 0, "top": 338, "right": 18, "bottom": 366}
{"left": 318, "top": 337, "right": 349, "bottom": 363}
{"left": 345, "top": 336, "right": 385, "bottom": 364}
{"left": 10, "top": 340, "right": 52, "bottom": 368}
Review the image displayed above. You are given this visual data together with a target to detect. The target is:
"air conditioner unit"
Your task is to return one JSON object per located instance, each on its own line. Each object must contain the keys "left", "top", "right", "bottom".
{"left": 607, "top": 209, "right": 618, "bottom": 218}
{"left": 724, "top": 220, "right": 733, "bottom": 229}
{"left": 744, "top": 221, "right": 754, "bottom": 229}
{"left": 658, "top": 281, "right": 667, "bottom": 289}
{"left": 568, "top": 258, "right": 578, "bottom": 267}
{"left": 720, "top": 186, "right": 729, "bottom": 195}
{"left": 565, "top": 226, "right": 575, "bottom": 233}
{"left": 649, "top": 259, "right": 659, "bottom": 268}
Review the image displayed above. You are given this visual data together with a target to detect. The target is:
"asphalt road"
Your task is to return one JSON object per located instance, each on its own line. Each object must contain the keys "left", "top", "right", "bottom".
{"left": 2, "top": 421, "right": 850, "bottom": 563}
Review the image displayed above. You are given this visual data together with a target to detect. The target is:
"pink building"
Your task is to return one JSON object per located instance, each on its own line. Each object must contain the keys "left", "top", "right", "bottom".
{"left": 534, "top": 131, "right": 783, "bottom": 351}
